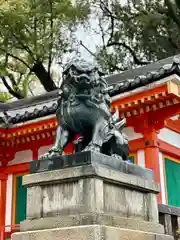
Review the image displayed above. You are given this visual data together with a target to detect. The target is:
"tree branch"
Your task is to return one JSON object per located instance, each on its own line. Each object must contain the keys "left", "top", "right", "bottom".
{"left": 99, "top": 1, "right": 118, "bottom": 20}
{"left": 1, "top": 76, "right": 24, "bottom": 99}
{"left": 80, "top": 40, "right": 96, "bottom": 57}
{"left": 165, "top": 0, "right": 180, "bottom": 30}
{"left": 8, "top": 73, "right": 18, "bottom": 87}
{"left": 11, "top": 31, "right": 35, "bottom": 58}
{"left": 28, "top": 79, "right": 35, "bottom": 96}
{"left": 0, "top": 47, "right": 31, "bottom": 69}
{"left": 17, "top": 73, "right": 23, "bottom": 85}
{"left": 48, "top": 0, "right": 54, "bottom": 76}
{"left": 80, "top": 40, "right": 127, "bottom": 72}
{"left": 167, "top": 29, "right": 179, "bottom": 49}
{"left": 174, "top": 0, "right": 180, "bottom": 12}
{"left": 98, "top": 17, "right": 106, "bottom": 49}
{"left": 99, "top": 1, "right": 115, "bottom": 45}
{"left": 24, "top": 24, "right": 32, "bottom": 37}
{"left": 0, "top": 25, "right": 34, "bottom": 61}
{"left": 157, "top": 3, "right": 169, "bottom": 15}
{"left": 131, "top": 0, "right": 148, "bottom": 15}
{"left": 33, "top": 16, "right": 38, "bottom": 55}
{"left": 107, "top": 12, "right": 114, "bottom": 45}
{"left": 107, "top": 41, "right": 151, "bottom": 65}
{"left": 32, "top": 61, "right": 57, "bottom": 91}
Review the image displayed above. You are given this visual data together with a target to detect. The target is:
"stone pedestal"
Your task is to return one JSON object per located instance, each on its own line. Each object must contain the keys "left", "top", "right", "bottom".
{"left": 12, "top": 152, "right": 173, "bottom": 240}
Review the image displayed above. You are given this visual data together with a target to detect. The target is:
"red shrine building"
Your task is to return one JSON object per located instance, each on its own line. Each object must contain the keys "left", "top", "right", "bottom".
{"left": 0, "top": 55, "right": 180, "bottom": 239}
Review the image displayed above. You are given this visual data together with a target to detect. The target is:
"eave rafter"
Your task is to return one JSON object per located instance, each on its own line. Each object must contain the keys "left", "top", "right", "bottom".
{"left": 0, "top": 117, "right": 58, "bottom": 147}
{"left": 111, "top": 80, "right": 180, "bottom": 119}
{"left": 165, "top": 116, "right": 180, "bottom": 133}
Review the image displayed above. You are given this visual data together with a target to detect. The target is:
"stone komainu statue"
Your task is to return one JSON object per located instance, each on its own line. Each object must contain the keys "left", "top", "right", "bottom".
{"left": 40, "top": 59, "right": 129, "bottom": 160}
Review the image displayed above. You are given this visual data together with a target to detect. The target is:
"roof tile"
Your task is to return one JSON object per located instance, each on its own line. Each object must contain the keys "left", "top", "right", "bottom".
{"left": 1, "top": 55, "right": 180, "bottom": 125}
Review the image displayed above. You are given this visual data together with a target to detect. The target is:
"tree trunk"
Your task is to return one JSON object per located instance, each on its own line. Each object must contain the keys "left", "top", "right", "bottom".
{"left": 1, "top": 76, "right": 24, "bottom": 99}
{"left": 32, "top": 61, "right": 57, "bottom": 92}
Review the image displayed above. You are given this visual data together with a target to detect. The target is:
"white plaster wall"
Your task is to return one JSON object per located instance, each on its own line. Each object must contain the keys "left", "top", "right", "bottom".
{"left": 137, "top": 150, "right": 145, "bottom": 168}
{"left": 123, "top": 127, "right": 143, "bottom": 141}
{"left": 8, "top": 150, "right": 33, "bottom": 166}
{"left": 170, "top": 115, "right": 179, "bottom": 120}
{"left": 38, "top": 144, "right": 53, "bottom": 157}
{"left": 159, "top": 152, "right": 167, "bottom": 205}
{"left": 158, "top": 128, "right": 180, "bottom": 148}
{"left": 5, "top": 174, "right": 13, "bottom": 232}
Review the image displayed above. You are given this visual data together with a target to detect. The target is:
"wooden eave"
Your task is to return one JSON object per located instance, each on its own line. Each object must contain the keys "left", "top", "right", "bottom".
{"left": 165, "top": 117, "right": 180, "bottom": 133}
{"left": 111, "top": 78, "right": 180, "bottom": 119}
{"left": 0, "top": 117, "right": 57, "bottom": 147}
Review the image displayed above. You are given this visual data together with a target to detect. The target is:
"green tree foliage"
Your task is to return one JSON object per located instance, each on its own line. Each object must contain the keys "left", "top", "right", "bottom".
{"left": 94, "top": 0, "right": 180, "bottom": 73}
{"left": 0, "top": 92, "right": 12, "bottom": 102}
{"left": 0, "top": 0, "right": 90, "bottom": 100}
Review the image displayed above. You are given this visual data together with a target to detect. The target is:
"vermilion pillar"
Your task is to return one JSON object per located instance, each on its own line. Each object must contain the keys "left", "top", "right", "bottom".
{"left": 144, "top": 130, "right": 161, "bottom": 203}
{"left": 0, "top": 173, "right": 7, "bottom": 240}
{"left": 131, "top": 115, "right": 163, "bottom": 203}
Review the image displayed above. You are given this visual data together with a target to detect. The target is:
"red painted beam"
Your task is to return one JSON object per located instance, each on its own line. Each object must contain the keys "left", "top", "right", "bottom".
{"left": 158, "top": 139, "right": 180, "bottom": 160}
{"left": 129, "top": 138, "right": 145, "bottom": 152}
{"left": 1, "top": 163, "right": 30, "bottom": 174}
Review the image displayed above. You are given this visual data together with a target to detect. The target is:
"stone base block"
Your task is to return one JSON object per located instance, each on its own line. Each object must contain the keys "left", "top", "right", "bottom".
{"left": 12, "top": 225, "right": 173, "bottom": 240}
{"left": 24, "top": 164, "right": 160, "bottom": 224}
{"left": 20, "top": 213, "right": 164, "bottom": 234}
{"left": 30, "top": 151, "right": 154, "bottom": 181}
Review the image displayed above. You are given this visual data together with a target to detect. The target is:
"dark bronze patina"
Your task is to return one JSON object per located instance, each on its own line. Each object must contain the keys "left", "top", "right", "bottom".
{"left": 40, "top": 59, "right": 129, "bottom": 161}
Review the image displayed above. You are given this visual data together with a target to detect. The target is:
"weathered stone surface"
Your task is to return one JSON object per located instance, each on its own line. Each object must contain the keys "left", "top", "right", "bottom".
{"left": 23, "top": 164, "right": 159, "bottom": 193}
{"left": 42, "top": 180, "right": 84, "bottom": 217}
{"left": 26, "top": 176, "right": 105, "bottom": 219}
{"left": 164, "top": 214, "right": 173, "bottom": 235}
{"left": 104, "top": 226, "right": 173, "bottom": 240}
{"left": 12, "top": 225, "right": 173, "bottom": 240}
{"left": 20, "top": 213, "right": 164, "bottom": 234}
{"left": 125, "top": 188, "right": 145, "bottom": 219}
{"left": 13, "top": 225, "right": 101, "bottom": 240}
{"left": 14, "top": 154, "right": 169, "bottom": 240}
{"left": 177, "top": 217, "right": 180, "bottom": 240}
{"left": 26, "top": 186, "right": 43, "bottom": 220}
{"left": 23, "top": 164, "right": 159, "bottom": 224}
{"left": 155, "top": 234, "right": 174, "bottom": 240}
{"left": 83, "top": 178, "right": 104, "bottom": 213}
{"left": 30, "top": 151, "right": 154, "bottom": 181}
{"left": 177, "top": 216, "right": 180, "bottom": 230}
{"left": 103, "top": 184, "right": 147, "bottom": 220}
{"left": 147, "top": 193, "right": 159, "bottom": 223}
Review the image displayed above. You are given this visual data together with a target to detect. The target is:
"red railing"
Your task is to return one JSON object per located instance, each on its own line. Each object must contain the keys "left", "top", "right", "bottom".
{"left": 0, "top": 226, "right": 4, "bottom": 240}
{"left": 0, "top": 224, "right": 20, "bottom": 240}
